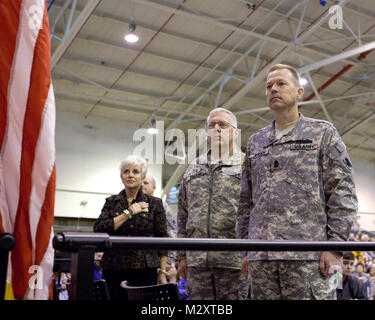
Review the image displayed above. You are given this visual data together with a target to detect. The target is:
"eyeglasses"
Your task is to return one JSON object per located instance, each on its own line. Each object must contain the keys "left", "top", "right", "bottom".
{"left": 207, "top": 120, "right": 236, "bottom": 130}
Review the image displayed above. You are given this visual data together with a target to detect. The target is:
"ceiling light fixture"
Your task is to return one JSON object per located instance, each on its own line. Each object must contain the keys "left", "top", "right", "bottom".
{"left": 124, "top": 18, "right": 139, "bottom": 43}
{"left": 299, "top": 77, "right": 308, "bottom": 86}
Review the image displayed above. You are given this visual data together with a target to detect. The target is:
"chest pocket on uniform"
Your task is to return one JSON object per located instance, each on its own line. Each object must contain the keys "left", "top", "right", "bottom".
{"left": 249, "top": 149, "right": 270, "bottom": 191}
{"left": 184, "top": 168, "right": 209, "bottom": 204}
{"left": 218, "top": 166, "right": 241, "bottom": 202}
{"left": 284, "top": 142, "right": 319, "bottom": 192}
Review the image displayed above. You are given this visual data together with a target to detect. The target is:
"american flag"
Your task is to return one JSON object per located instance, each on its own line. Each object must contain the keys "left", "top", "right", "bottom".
{"left": 0, "top": 0, "right": 56, "bottom": 299}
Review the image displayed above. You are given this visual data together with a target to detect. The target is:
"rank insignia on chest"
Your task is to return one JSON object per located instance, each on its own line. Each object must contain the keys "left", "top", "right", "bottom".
{"left": 290, "top": 144, "right": 317, "bottom": 151}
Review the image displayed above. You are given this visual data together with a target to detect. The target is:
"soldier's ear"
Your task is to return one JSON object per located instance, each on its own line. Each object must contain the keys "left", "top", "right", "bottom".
{"left": 297, "top": 86, "right": 304, "bottom": 100}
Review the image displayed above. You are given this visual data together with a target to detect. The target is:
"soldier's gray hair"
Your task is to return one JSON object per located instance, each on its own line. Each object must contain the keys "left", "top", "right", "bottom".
{"left": 207, "top": 107, "right": 237, "bottom": 128}
{"left": 268, "top": 64, "right": 301, "bottom": 86}
{"left": 119, "top": 155, "right": 148, "bottom": 178}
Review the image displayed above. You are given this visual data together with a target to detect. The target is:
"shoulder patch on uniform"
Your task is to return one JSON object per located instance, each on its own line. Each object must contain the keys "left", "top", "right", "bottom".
{"left": 334, "top": 141, "right": 345, "bottom": 153}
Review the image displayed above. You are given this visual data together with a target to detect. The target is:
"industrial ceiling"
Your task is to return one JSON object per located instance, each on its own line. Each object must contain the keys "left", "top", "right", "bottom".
{"left": 48, "top": 0, "right": 375, "bottom": 194}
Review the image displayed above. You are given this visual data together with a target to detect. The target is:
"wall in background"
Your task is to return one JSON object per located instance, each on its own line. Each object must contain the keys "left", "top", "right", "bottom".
{"left": 54, "top": 112, "right": 375, "bottom": 232}
{"left": 352, "top": 157, "right": 375, "bottom": 231}
{"left": 55, "top": 111, "right": 162, "bottom": 219}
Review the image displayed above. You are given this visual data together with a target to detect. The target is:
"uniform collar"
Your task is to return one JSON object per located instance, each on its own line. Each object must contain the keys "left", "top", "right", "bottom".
{"left": 197, "top": 149, "right": 242, "bottom": 166}
{"left": 265, "top": 113, "right": 314, "bottom": 147}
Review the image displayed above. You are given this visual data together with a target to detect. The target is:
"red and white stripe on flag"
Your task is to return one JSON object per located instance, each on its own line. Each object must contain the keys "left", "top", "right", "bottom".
{"left": 0, "top": 0, "right": 56, "bottom": 299}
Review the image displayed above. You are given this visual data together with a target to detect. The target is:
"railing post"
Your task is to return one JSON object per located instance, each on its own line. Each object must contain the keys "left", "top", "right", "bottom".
{"left": 69, "top": 246, "right": 95, "bottom": 300}
{"left": 0, "top": 233, "right": 15, "bottom": 300}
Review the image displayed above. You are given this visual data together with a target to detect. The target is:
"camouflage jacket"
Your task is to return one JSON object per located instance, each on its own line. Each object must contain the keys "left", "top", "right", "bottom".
{"left": 178, "top": 151, "right": 244, "bottom": 269}
{"left": 93, "top": 189, "right": 168, "bottom": 270}
{"left": 163, "top": 200, "right": 178, "bottom": 264}
{"left": 236, "top": 114, "right": 358, "bottom": 261}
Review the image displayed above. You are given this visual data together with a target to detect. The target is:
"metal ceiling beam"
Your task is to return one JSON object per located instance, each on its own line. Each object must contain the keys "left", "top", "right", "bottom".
{"left": 224, "top": 0, "right": 353, "bottom": 109}
{"left": 54, "top": 77, "right": 209, "bottom": 116}
{"left": 234, "top": 91, "right": 375, "bottom": 117}
{"left": 54, "top": 93, "right": 201, "bottom": 120}
{"left": 52, "top": 1, "right": 367, "bottom": 81}
{"left": 347, "top": 133, "right": 375, "bottom": 154}
{"left": 305, "top": 72, "right": 333, "bottom": 123}
{"left": 51, "top": 0, "right": 103, "bottom": 70}
{"left": 54, "top": 80, "right": 265, "bottom": 129}
{"left": 50, "top": 0, "right": 73, "bottom": 36}
{"left": 346, "top": 144, "right": 375, "bottom": 154}
{"left": 298, "top": 41, "right": 375, "bottom": 74}
{"left": 129, "top": 0, "right": 294, "bottom": 46}
{"left": 56, "top": 57, "right": 265, "bottom": 103}
{"left": 326, "top": 0, "right": 375, "bottom": 22}
{"left": 341, "top": 110, "right": 375, "bottom": 137}
{"left": 54, "top": 61, "right": 268, "bottom": 122}
{"left": 160, "top": 0, "right": 311, "bottom": 195}
{"left": 129, "top": 0, "right": 362, "bottom": 68}
{"left": 257, "top": 0, "right": 374, "bottom": 47}
{"left": 70, "top": 34, "right": 248, "bottom": 80}
{"left": 50, "top": 1, "right": 374, "bottom": 125}
{"left": 57, "top": 41, "right": 372, "bottom": 96}
{"left": 163, "top": 0, "right": 305, "bottom": 131}
{"left": 303, "top": 33, "right": 375, "bottom": 46}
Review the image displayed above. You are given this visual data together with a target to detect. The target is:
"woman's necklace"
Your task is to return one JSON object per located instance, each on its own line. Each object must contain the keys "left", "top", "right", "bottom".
{"left": 127, "top": 197, "right": 134, "bottom": 206}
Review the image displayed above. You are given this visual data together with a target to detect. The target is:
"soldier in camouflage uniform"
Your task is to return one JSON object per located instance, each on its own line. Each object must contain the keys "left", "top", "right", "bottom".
{"left": 236, "top": 64, "right": 358, "bottom": 300}
{"left": 178, "top": 108, "right": 249, "bottom": 300}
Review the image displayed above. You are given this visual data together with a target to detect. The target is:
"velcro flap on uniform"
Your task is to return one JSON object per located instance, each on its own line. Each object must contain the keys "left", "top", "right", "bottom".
{"left": 249, "top": 150, "right": 269, "bottom": 159}
{"left": 183, "top": 168, "right": 207, "bottom": 181}
{"left": 222, "top": 167, "right": 240, "bottom": 176}
{"left": 334, "top": 141, "right": 345, "bottom": 153}
{"left": 327, "top": 141, "right": 346, "bottom": 160}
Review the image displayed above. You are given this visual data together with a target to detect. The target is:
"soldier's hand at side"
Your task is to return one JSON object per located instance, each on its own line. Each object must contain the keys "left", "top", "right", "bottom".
{"left": 319, "top": 251, "right": 343, "bottom": 278}
{"left": 241, "top": 256, "right": 248, "bottom": 277}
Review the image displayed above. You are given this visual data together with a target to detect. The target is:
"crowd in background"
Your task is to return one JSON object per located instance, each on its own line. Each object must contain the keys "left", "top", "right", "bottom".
{"left": 347, "top": 230, "right": 375, "bottom": 300}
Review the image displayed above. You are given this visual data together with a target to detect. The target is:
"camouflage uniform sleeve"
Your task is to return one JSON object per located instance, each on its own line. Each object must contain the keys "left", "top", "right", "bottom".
{"left": 236, "top": 143, "right": 253, "bottom": 241}
{"left": 93, "top": 197, "right": 115, "bottom": 234}
{"left": 164, "top": 201, "right": 177, "bottom": 238}
{"left": 322, "top": 126, "right": 358, "bottom": 242}
{"left": 177, "top": 178, "right": 188, "bottom": 261}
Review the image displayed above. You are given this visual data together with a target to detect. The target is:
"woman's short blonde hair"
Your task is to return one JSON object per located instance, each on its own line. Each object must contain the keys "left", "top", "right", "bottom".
{"left": 119, "top": 155, "right": 148, "bottom": 178}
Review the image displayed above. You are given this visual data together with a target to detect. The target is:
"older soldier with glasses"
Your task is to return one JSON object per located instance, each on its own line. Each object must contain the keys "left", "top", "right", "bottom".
{"left": 177, "top": 107, "right": 249, "bottom": 300}
{"left": 237, "top": 64, "right": 358, "bottom": 300}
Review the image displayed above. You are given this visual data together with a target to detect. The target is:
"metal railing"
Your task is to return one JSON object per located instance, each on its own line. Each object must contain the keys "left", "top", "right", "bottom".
{"left": 53, "top": 232, "right": 375, "bottom": 300}
{"left": 0, "top": 233, "right": 15, "bottom": 300}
